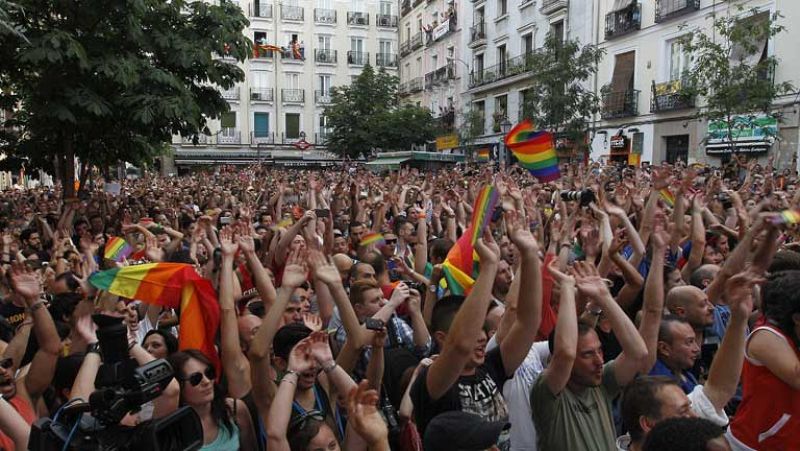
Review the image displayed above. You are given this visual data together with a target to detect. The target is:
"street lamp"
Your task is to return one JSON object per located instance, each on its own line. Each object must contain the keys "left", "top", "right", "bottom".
{"left": 499, "top": 117, "right": 512, "bottom": 167}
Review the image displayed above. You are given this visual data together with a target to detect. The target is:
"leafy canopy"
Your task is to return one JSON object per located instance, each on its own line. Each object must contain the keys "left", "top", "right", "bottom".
{"left": 0, "top": 0, "right": 251, "bottom": 195}
{"left": 323, "top": 64, "right": 436, "bottom": 158}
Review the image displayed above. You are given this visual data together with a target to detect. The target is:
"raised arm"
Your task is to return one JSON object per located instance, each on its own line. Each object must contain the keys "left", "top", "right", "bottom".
{"left": 681, "top": 195, "right": 706, "bottom": 282}
{"left": 239, "top": 232, "right": 278, "bottom": 308}
{"left": 273, "top": 211, "right": 315, "bottom": 268}
{"left": 265, "top": 338, "right": 315, "bottom": 451}
{"left": 424, "top": 229, "right": 499, "bottom": 400}
{"left": 499, "top": 211, "right": 542, "bottom": 376}
{"left": 539, "top": 259, "right": 577, "bottom": 395}
{"left": 308, "top": 250, "right": 366, "bottom": 346}
{"left": 218, "top": 227, "right": 252, "bottom": 399}
{"left": 639, "top": 228, "right": 667, "bottom": 373}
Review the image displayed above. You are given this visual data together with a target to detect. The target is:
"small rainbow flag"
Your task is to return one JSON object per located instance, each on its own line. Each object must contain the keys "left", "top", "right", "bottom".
{"left": 104, "top": 237, "right": 133, "bottom": 262}
{"left": 659, "top": 189, "right": 675, "bottom": 208}
{"left": 477, "top": 148, "right": 490, "bottom": 161}
{"left": 89, "top": 263, "right": 221, "bottom": 376}
{"left": 504, "top": 120, "right": 560, "bottom": 182}
{"left": 359, "top": 232, "right": 385, "bottom": 247}
{"left": 771, "top": 209, "right": 800, "bottom": 225}
{"left": 277, "top": 217, "right": 293, "bottom": 228}
{"left": 469, "top": 186, "right": 499, "bottom": 245}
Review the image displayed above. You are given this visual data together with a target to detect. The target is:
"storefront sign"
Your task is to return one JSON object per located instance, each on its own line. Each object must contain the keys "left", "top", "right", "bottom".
{"left": 610, "top": 135, "right": 627, "bottom": 149}
{"left": 706, "top": 114, "right": 776, "bottom": 155}
{"left": 436, "top": 134, "right": 459, "bottom": 151}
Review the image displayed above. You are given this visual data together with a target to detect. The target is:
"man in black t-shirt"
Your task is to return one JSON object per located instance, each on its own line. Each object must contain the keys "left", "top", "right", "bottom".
{"left": 410, "top": 222, "right": 542, "bottom": 449}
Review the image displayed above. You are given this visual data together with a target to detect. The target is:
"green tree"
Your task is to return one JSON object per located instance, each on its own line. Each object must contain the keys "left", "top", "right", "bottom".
{"left": 457, "top": 107, "right": 485, "bottom": 161}
{"left": 679, "top": 7, "right": 793, "bottom": 149}
{"left": 520, "top": 32, "right": 604, "bottom": 155}
{"left": 323, "top": 64, "right": 435, "bottom": 158}
{"left": 0, "top": 0, "right": 250, "bottom": 198}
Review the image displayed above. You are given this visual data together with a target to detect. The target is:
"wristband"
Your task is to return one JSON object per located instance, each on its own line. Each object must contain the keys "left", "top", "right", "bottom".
{"left": 321, "top": 360, "right": 337, "bottom": 373}
{"left": 28, "top": 300, "right": 48, "bottom": 313}
{"left": 86, "top": 342, "right": 101, "bottom": 355}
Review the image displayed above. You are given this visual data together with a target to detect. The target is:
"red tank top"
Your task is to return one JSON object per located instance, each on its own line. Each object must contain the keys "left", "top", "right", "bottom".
{"left": 0, "top": 394, "right": 36, "bottom": 450}
{"left": 729, "top": 325, "right": 800, "bottom": 450}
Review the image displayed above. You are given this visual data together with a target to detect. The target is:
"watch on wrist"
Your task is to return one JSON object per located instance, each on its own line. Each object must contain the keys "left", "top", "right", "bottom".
{"left": 86, "top": 342, "right": 101, "bottom": 355}
{"left": 321, "top": 360, "right": 337, "bottom": 373}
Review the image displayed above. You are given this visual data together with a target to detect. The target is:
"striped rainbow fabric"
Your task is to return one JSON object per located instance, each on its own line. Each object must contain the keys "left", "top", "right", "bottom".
{"left": 104, "top": 236, "right": 133, "bottom": 262}
{"left": 89, "top": 263, "right": 221, "bottom": 374}
{"left": 359, "top": 232, "right": 385, "bottom": 247}
{"left": 469, "top": 186, "right": 499, "bottom": 245}
{"left": 477, "top": 148, "right": 490, "bottom": 161}
{"left": 504, "top": 120, "right": 560, "bottom": 182}
{"left": 659, "top": 189, "right": 675, "bottom": 208}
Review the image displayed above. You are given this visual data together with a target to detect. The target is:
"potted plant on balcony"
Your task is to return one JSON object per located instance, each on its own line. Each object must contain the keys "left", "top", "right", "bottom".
{"left": 492, "top": 110, "right": 505, "bottom": 133}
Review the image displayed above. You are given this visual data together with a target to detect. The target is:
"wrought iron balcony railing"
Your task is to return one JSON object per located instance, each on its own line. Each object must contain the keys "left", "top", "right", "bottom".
{"left": 280, "top": 4, "right": 304, "bottom": 21}
{"left": 654, "top": 0, "right": 700, "bottom": 23}
{"left": 410, "top": 32, "right": 423, "bottom": 50}
{"left": 468, "top": 51, "right": 539, "bottom": 88}
{"left": 601, "top": 88, "right": 640, "bottom": 119}
{"left": 376, "top": 53, "right": 397, "bottom": 67}
{"left": 347, "top": 51, "right": 369, "bottom": 66}
{"left": 651, "top": 79, "right": 695, "bottom": 112}
{"left": 250, "top": 87, "right": 274, "bottom": 102}
{"left": 218, "top": 129, "right": 242, "bottom": 144}
{"left": 400, "top": 40, "right": 411, "bottom": 56}
{"left": 605, "top": 3, "right": 641, "bottom": 40}
{"left": 314, "top": 8, "right": 336, "bottom": 24}
{"left": 221, "top": 87, "right": 240, "bottom": 100}
{"left": 409, "top": 77, "right": 423, "bottom": 92}
{"left": 251, "top": 131, "right": 275, "bottom": 145}
{"left": 281, "top": 88, "right": 305, "bottom": 103}
{"left": 315, "top": 90, "right": 333, "bottom": 104}
{"left": 315, "top": 49, "right": 337, "bottom": 64}
{"left": 469, "top": 22, "right": 486, "bottom": 45}
{"left": 347, "top": 11, "right": 370, "bottom": 26}
{"left": 377, "top": 14, "right": 398, "bottom": 28}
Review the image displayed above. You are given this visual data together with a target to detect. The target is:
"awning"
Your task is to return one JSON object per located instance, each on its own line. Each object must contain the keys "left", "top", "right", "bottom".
{"left": 365, "top": 157, "right": 411, "bottom": 167}
{"left": 611, "top": 0, "right": 634, "bottom": 13}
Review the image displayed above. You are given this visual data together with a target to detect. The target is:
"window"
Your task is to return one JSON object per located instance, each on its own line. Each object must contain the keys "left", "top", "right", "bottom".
{"left": 476, "top": 7, "right": 484, "bottom": 23}
{"left": 417, "top": 17, "right": 423, "bottom": 33}
{"left": 252, "top": 71, "right": 270, "bottom": 88}
{"left": 416, "top": 56, "right": 422, "bottom": 76}
{"left": 475, "top": 53, "right": 484, "bottom": 74}
{"left": 431, "top": 54, "right": 438, "bottom": 70}
{"left": 406, "top": 25, "right": 411, "bottom": 41}
{"left": 350, "top": 37, "right": 365, "bottom": 53}
{"left": 495, "top": 95, "right": 507, "bottom": 119}
{"left": 285, "top": 73, "right": 300, "bottom": 89}
{"left": 667, "top": 38, "right": 691, "bottom": 81}
{"left": 351, "top": 0, "right": 365, "bottom": 12}
{"left": 221, "top": 112, "right": 237, "bottom": 130}
{"left": 730, "top": 12, "right": 769, "bottom": 67}
{"left": 447, "top": 46, "right": 454, "bottom": 59}
{"left": 316, "top": 0, "right": 331, "bottom": 9}
{"left": 522, "top": 33, "right": 533, "bottom": 55}
{"left": 550, "top": 20, "right": 564, "bottom": 44}
{"left": 254, "top": 31, "right": 268, "bottom": 45}
{"left": 254, "top": 112, "right": 270, "bottom": 137}
{"left": 497, "top": 44, "right": 507, "bottom": 75}
{"left": 519, "top": 89, "right": 531, "bottom": 120}
{"left": 431, "top": 97, "right": 439, "bottom": 115}
{"left": 380, "top": 1, "right": 392, "bottom": 15}
{"left": 319, "top": 74, "right": 331, "bottom": 94}
{"left": 474, "top": 100, "right": 486, "bottom": 133}
{"left": 285, "top": 113, "right": 301, "bottom": 138}
{"left": 497, "top": 0, "right": 507, "bottom": 16}
{"left": 379, "top": 40, "right": 393, "bottom": 55}
{"left": 318, "top": 35, "right": 332, "bottom": 50}
{"left": 610, "top": 51, "right": 635, "bottom": 93}
{"left": 319, "top": 115, "right": 331, "bottom": 133}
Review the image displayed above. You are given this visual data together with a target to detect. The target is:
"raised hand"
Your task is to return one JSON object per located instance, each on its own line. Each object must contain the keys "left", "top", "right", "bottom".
{"left": 307, "top": 250, "right": 340, "bottom": 286}
{"left": 307, "top": 330, "right": 334, "bottom": 364}
{"left": 505, "top": 210, "right": 538, "bottom": 253}
{"left": 724, "top": 268, "right": 765, "bottom": 319}
{"left": 282, "top": 248, "right": 308, "bottom": 288}
{"left": 474, "top": 228, "right": 500, "bottom": 266}
{"left": 388, "top": 282, "right": 410, "bottom": 306}
{"left": 287, "top": 338, "right": 316, "bottom": 374}
{"left": 346, "top": 381, "right": 388, "bottom": 446}
{"left": 546, "top": 258, "right": 575, "bottom": 288}
{"left": 572, "top": 261, "right": 611, "bottom": 302}
{"left": 219, "top": 226, "right": 239, "bottom": 257}
{"left": 10, "top": 263, "right": 41, "bottom": 302}
{"left": 303, "top": 313, "right": 323, "bottom": 332}
{"left": 144, "top": 235, "right": 165, "bottom": 262}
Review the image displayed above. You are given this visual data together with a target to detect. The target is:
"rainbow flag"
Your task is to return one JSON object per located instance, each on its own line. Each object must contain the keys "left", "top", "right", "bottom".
{"left": 477, "top": 148, "right": 490, "bottom": 161}
{"left": 359, "top": 232, "right": 385, "bottom": 247}
{"left": 104, "top": 237, "right": 133, "bottom": 262}
{"left": 469, "top": 186, "right": 499, "bottom": 245}
{"left": 771, "top": 209, "right": 800, "bottom": 225}
{"left": 277, "top": 217, "right": 293, "bottom": 228}
{"left": 659, "top": 189, "right": 675, "bottom": 208}
{"left": 89, "top": 263, "right": 221, "bottom": 375}
{"left": 504, "top": 120, "right": 560, "bottom": 182}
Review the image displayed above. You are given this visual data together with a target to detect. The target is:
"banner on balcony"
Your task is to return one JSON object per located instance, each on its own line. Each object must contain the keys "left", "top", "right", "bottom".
{"left": 432, "top": 20, "right": 452, "bottom": 41}
{"left": 436, "top": 134, "right": 459, "bottom": 151}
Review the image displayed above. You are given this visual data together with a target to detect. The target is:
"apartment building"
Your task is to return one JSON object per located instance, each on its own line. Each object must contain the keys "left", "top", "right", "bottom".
{"left": 168, "top": 0, "right": 399, "bottom": 171}
{"left": 589, "top": 0, "right": 800, "bottom": 166}
{"left": 398, "top": 0, "right": 428, "bottom": 108}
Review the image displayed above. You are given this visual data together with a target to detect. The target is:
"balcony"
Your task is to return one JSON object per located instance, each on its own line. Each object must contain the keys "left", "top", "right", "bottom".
{"left": 249, "top": 2, "right": 273, "bottom": 18}
{"left": 605, "top": 3, "right": 641, "bottom": 40}
{"left": 401, "top": 0, "right": 411, "bottom": 16}
{"left": 347, "top": 51, "right": 369, "bottom": 66}
{"left": 316, "top": 131, "right": 333, "bottom": 144}
{"left": 413, "top": 0, "right": 423, "bottom": 6}
{"left": 221, "top": 87, "right": 240, "bottom": 100}
{"left": 409, "top": 77, "right": 423, "bottom": 92}
{"left": 410, "top": 32, "right": 423, "bottom": 50}
{"left": 315, "top": 90, "right": 333, "bottom": 104}
{"left": 601, "top": 88, "right": 640, "bottom": 119}
{"left": 280, "top": 4, "right": 304, "bottom": 21}
{"left": 315, "top": 49, "right": 337, "bottom": 64}
{"left": 651, "top": 80, "right": 694, "bottom": 112}
{"left": 250, "top": 87, "right": 274, "bottom": 102}
{"left": 281, "top": 88, "right": 305, "bottom": 103}
{"left": 251, "top": 132, "right": 275, "bottom": 145}
{"left": 281, "top": 46, "right": 306, "bottom": 62}
{"left": 469, "top": 22, "right": 486, "bottom": 46}
{"left": 347, "top": 11, "right": 370, "bottom": 26}
{"left": 426, "top": 16, "right": 457, "bottom": 45}
{"left": 218, "top": 129, "right": 242, "bottom": 145}
{"left": 424, "top": 71, "right": 435, "bottom": 89}
{"left": 400, "top": 40, "right": 411, "bottom": 57}
{"left": 540, "top": 0, "right": 567, "bottom": 15}
{"left": 376, "top": 52, "right": 397, "bottom": 68}
{"left": 468, "top": 51, "right": 538, "bottom": 89}
{"left": 252, "top": 45, "right": 274, "bottom": 59}
{"left": 398, "top": 82, "right": 409, "bottom": 96}
{"left": 314, "top": 8, "right": 336, "bottom": 24}
{"left": 438, "top": 109, "right": 455, "bottom": 130}
{"left": 655, "top": 0, "right": 700, "bottom": 23}
{"left": 377, "top": 14, "right": 398, "bottom": 28}
{"left": 181, "top": 134, "right": 211, "bottom": 145}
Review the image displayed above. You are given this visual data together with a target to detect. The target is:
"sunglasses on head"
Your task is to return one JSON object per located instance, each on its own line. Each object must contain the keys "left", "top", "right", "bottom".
{"left": 288, "top": 410, "right": 325, "bottom": 434}
{"left": 181, "top": 366, "right": 215, "bottom": 386}
{"left": 0, "top": 358, "right": 12, "bottom": 370}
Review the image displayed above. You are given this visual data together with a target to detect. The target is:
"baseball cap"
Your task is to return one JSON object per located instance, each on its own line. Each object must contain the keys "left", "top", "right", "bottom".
{"left": 423, "top": 411, "right": 510, "bottom": 451}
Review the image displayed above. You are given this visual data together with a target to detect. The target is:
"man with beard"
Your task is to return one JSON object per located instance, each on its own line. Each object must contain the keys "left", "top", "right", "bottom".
{"left": 0, "top": 267, "right": 61, "bottom": 450}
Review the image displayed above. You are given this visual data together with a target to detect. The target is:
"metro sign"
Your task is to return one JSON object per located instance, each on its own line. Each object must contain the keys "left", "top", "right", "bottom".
{"left": 294, "top": 138, "right": 313, "bottom": 151}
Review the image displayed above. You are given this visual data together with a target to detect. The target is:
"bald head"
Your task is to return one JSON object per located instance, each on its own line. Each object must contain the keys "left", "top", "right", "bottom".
{"left": 689, "top": 264, "right": 719, "bottom": 290}
{"left": 332, "top": 253, "right": 354, "bottom": 273}
{"left": 666, "top": 285, "right": 715, "bottom": 329}
{"left": 666, "top": 285, "right": 704, "bottom": 311}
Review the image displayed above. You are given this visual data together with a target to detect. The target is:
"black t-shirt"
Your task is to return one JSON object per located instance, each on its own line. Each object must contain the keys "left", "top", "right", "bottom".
{"left": 0, "top": 302, "right": 26, "bottom": 330}
{"left": 411, "top": 347, "right": 511, "bottom": 437}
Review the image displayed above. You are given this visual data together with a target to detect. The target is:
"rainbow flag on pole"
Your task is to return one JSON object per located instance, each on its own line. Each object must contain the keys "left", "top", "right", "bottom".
{"left": 477, "top": 147, "right": 490, "bottom": 162}
{"left": 504, "top": 120, "right": 560, "bottom": 182}
{"left": 104, "top": 237, "right": 133, "bottom": 262}
{"left": 89, "top": 263, "right": 221, "bottom": 375}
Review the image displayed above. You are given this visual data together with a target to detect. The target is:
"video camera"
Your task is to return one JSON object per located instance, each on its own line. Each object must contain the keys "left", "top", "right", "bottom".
{"left": 28, "top": 315, "right": 203, "bottom": 450}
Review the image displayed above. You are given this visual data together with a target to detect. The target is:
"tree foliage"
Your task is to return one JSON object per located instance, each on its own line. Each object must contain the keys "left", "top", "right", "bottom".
{"left": 679, "top": 7, "right": 794, "bottom": 143}
{"left": 323, "top": 64, "right": 436, "bottom": 158}
{"left": 0, "top": 0, "right": 251, "bottom": 198}
{"left": 521, "top": 32, "right": 604, "bottom": 149}
{"left": 457, "top": 107, "right": 485, "bottom": 160}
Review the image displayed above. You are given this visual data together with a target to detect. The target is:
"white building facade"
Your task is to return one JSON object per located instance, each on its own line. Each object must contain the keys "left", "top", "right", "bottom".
{"left": 169, "top": 0, "right": 399, "bottom": 171}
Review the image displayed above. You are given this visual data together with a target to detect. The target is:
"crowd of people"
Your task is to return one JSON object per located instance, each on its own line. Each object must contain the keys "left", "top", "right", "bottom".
{"left": 0, "top": 157, "right": 797, "bottom": 451}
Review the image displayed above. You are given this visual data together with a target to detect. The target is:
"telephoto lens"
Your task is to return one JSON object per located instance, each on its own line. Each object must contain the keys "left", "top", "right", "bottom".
{"left": 560, "top": 189, "right": 596, "bottom": 207}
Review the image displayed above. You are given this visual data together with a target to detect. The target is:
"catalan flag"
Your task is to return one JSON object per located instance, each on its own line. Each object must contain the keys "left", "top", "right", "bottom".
{"left": 504, "top": 120, "right": 560, "bottom": 182}
{"left": 89, "top": 263, "right": 221, "bottom": 375}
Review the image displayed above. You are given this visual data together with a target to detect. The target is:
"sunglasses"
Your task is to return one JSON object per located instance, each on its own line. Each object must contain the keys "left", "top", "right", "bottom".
{"left": 288, "top": 410, "right": 325, "bottom": 434}
{"left": 180, "top": 366, "right": 215, "bottom": 386}
{"left": 384, "top": 239, "right": 397, "bottom": 244}
{"left": 0, "top": 358, "right": 12, "bottom": 370}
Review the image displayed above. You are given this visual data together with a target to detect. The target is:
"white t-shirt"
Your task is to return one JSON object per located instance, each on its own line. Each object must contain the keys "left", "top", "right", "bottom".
{"left": 487, "top": 336, "right": 551, "bottom": 451}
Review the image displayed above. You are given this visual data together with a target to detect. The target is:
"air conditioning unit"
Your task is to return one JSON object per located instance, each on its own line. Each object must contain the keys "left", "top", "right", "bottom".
{"left": 318, "top": 51, "right": 329, "bottom": 63}
{"left": 353, "top": 13, "right": 367, "bottom": 25}
{"left": 379, "top": 16, "right": 390, "bottom": 27}
{"left": 251, "top": 91, "right": 262, "bottom": 100}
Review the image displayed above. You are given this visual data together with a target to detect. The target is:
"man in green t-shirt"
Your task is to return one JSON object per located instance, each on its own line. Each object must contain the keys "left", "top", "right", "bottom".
{"left": 531, "top": 261, "right": 647, "bottom": 451}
